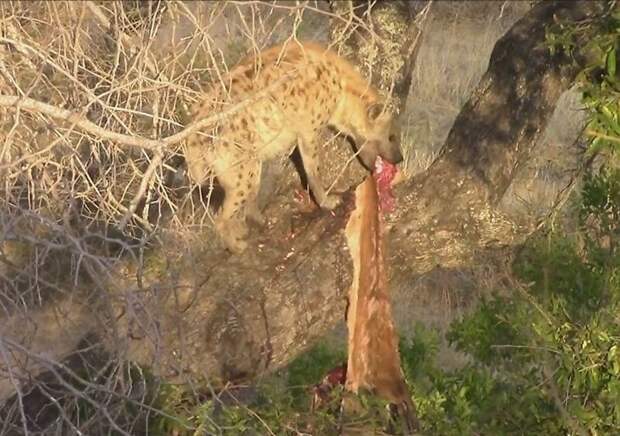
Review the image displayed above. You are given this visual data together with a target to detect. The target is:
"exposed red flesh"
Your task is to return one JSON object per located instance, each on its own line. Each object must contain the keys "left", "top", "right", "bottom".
{"left": 373, "top": 156, "right": 398, "bottom": 213}
{"left": 311, "top": 363, "right": 347, "bottom": 410}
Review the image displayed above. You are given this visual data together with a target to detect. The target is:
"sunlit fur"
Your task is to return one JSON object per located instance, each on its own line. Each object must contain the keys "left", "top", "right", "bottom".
{"left": 185, "top": 41, "right": 402, "bottom": 253}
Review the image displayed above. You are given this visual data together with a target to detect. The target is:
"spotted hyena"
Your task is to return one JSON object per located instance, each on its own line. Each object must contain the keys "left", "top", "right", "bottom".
{"left": 185, "top": 41, "right": 403, "bottom": 253}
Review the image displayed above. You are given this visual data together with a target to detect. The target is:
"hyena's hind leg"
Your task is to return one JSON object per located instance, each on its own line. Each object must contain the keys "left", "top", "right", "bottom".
{"left": 214, "top": 157, "right": 262, "bottom": 253}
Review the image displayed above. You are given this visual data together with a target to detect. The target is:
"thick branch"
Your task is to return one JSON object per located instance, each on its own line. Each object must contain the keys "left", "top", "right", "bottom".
{"left": 417, "top": 1, "right": 605, "bottom": 204}
{"left": 389, "top": 0, "right": 606, "bottom": 271}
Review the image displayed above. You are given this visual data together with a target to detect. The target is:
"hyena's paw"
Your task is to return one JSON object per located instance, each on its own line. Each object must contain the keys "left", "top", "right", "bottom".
{"left": 226, "top": 235, "right": 248, "bottom": 254}
{"left": 319, "top": 193, "right": 341, "bottom": 211}
{"left": 217, "top": 218, "right": 249, "bottom": 254}
{"left": 246, "top": 206, "right": 266, "bottom": 227}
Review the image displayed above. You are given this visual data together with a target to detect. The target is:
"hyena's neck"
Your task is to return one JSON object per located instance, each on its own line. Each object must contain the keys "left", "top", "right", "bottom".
{"left": 329, "top": 92, "right": 354, "bottom": 137}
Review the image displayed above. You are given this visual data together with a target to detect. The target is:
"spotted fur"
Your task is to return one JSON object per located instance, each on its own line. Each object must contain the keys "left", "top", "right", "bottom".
{"left": 185, "top": 41, "right": 403, "bottom": 253}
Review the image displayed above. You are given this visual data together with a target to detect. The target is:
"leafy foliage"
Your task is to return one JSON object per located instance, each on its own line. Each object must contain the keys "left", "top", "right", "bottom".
{"left": 546, "top": 1, "right": 619, "bottom": 158}
{"left": 147, "top": 343, "right": 346, "bottom": 435}
{"left": 412, "top": 225, "right": 620, "bottom": 435}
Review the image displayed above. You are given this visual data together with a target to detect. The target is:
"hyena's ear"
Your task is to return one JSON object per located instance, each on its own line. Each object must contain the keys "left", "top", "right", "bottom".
{"left": 367, "top": 102, "right": 386, "bottom": 121}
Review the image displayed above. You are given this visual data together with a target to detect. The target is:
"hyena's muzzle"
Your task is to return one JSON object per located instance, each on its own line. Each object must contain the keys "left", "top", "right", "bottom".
{"left": 357, "top": 134, "right": 404, "bottom": 170}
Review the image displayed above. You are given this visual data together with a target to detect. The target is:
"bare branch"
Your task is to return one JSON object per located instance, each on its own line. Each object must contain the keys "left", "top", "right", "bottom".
{"left": 0, "top": 94, "right": 164, "bottom": 150}
{"left": 0, "top": 69, "right": 295, "bottom": 152}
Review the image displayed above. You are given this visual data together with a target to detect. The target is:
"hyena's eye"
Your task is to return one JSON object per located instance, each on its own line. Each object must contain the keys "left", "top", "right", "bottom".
{"left": 389, "top": 134, "right": 397, "bottom": 143}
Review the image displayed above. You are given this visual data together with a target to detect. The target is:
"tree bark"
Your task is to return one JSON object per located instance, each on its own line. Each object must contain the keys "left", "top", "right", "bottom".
{"left": 0, "top": 0, "right": 608, "bottom": 404}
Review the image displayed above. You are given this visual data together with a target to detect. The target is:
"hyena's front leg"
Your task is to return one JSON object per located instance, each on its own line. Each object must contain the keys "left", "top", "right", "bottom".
{"left": 244, "top": 162, "right": 266, "bottom": 227}
{"left": 184, "top": 140, "right": 210, "bottom": 186}
{"left": 297, "top": 132, "right": 341, "bottom": 210}
{"left": 214, "top": 157, "right": 261, "bottom": 253}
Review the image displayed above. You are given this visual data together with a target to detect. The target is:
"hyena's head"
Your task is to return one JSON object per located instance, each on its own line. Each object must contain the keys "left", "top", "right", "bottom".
{"left": 350, "top": 101, "right": 403, "bottom": 170}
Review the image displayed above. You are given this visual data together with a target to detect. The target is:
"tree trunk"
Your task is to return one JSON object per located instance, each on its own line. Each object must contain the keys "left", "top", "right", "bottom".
{"left": 0, "top": 0, "right": 607, "bottom": 403}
